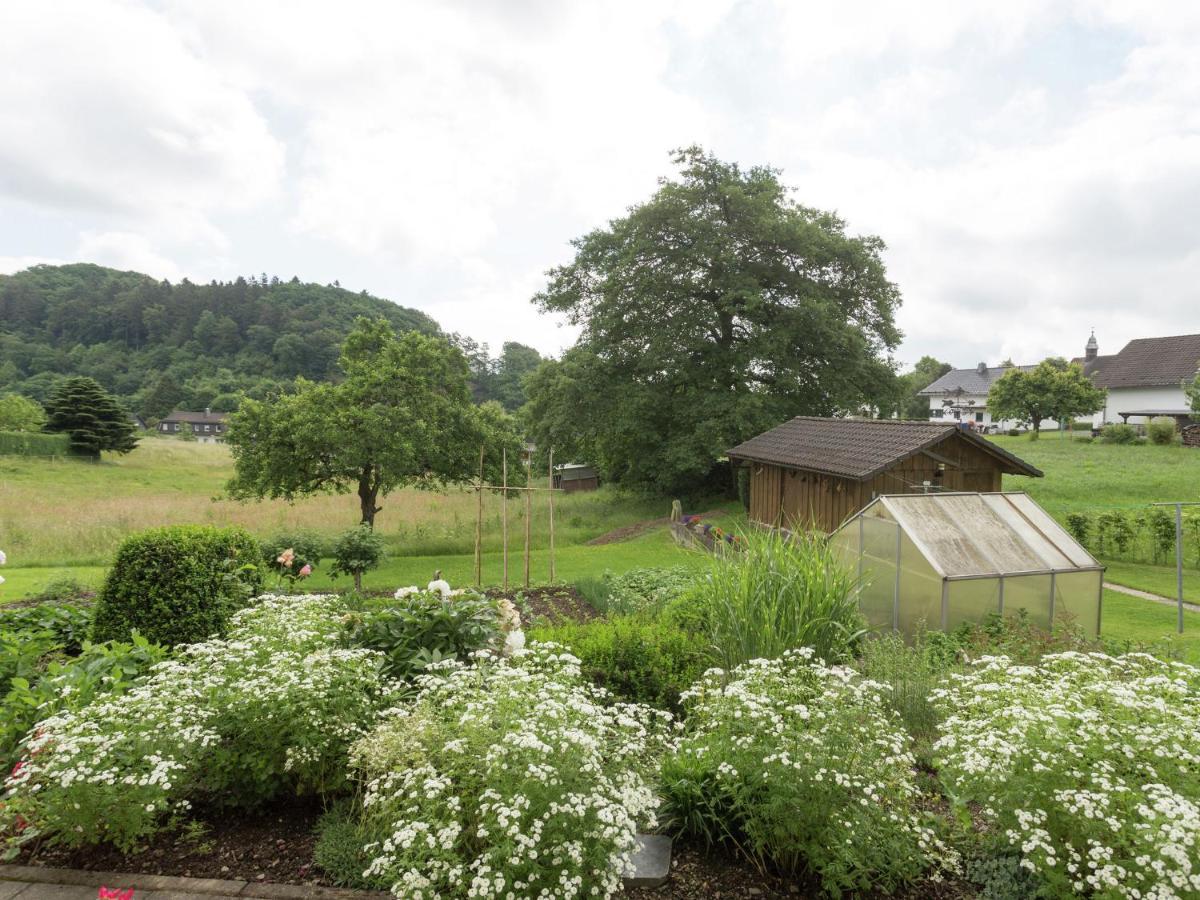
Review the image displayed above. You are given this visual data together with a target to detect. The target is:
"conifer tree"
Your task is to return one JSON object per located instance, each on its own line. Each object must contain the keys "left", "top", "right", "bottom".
{"left": 43, "top": 376, "right": 138, "bottom": 459}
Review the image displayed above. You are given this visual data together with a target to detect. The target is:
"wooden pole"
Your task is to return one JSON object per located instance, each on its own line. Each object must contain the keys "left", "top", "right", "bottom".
{"left": 502, "top": 448, "right": 508, "bottom": 590}
{"left": 523, "top": 455, "right": 532, "bottom": 588}
{"left": 474, "top": 445, "right": 484, "bottom": 587}
{"left": 548, "top": 447, "right": 555, "bottom": 583}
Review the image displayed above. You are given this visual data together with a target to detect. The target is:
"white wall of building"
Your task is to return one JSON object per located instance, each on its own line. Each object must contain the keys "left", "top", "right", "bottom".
{"left": 925, "top": 396, "right": 1058, "bottom": 431}
{"left": 1091, "top": 385, "right": 1190, "bottom": 426}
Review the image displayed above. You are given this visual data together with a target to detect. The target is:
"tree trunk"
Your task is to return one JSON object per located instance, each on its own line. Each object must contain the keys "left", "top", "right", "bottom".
{"left": 358, "top": 467, "right": 381, "bottom": 528}
{"left": 353, "top": 571, "right": 363, "bottom": 592}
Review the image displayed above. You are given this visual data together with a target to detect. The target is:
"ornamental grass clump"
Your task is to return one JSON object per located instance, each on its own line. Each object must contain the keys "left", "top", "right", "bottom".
{"left": 684, "top": 528, "right": 866, "bottom": 670}
{"left": 933, "top": 652, "right": 1200, "bottom": 899}
{"left": 3, "top": 594, "right": 398, "bottom": 853}
{"left": 348, "top": 644, "right": 675, "bottom": 899}
{"left": 660, "top": 650, "right": 957, "bottom": 896}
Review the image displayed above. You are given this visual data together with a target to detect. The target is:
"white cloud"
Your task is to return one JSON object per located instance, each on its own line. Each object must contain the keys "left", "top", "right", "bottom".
{"left": 1, "top": 0, "right": 1199, "bottom": 365}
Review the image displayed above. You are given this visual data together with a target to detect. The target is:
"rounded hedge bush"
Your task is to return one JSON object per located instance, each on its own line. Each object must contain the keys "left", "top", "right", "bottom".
{"left": 91, "top": 525, "right": 265, "bottom": 647}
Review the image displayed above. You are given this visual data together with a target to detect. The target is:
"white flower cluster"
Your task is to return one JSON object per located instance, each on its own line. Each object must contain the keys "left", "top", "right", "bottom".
{"left": 933, "top": 651, "right": 1200, "bottom": 899}
{"left": 666, "top": 650, "right": 958, "bottom": 895}
{"left": 3, "top": 594, "right": 398, "bottom": 852}
{"left": 350, "top": 643, "right": 675, "bottom": 900}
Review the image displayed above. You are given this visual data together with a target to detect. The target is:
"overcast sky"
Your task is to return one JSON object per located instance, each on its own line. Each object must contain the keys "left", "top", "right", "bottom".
{"left": 2, "top": 0, "right": 1198, "bottom": 369}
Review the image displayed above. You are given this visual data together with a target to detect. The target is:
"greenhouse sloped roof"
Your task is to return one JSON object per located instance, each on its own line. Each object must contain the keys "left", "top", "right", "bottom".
{"left": 876, "top": 492, "right": 1100, "bottom": 578}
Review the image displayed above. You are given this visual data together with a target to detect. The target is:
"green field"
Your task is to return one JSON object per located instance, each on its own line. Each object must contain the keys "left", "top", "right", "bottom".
{"left": 4, "top": 434, "right": 1200, "bottom": 658}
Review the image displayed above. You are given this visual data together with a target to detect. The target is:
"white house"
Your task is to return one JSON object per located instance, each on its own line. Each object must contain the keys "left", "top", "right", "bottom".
{"left": 1077, "top": 333, "right": 1200, "bottom": 428}
{"left": 917, "top": 362, "right": 1059, "bottom": 432}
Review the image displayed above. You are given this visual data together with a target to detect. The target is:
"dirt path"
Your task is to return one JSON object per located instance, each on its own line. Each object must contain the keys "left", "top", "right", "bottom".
{"left": 586, "top": 511, "right": 722, "bottom": 546}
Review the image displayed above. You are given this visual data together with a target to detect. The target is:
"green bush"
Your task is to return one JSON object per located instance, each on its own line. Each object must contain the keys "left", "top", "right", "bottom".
{"left": 1099, "top": 423, "right": 1138, "bottom": 444}
{"left": 684, "top": 528, "right": 866, "bottom": 670}
{"left": 91, "top": 525, "right": 264, "bottom": 647}
{"left": 1147, "top": 416, "right": 1178, "bottom": 445}
{"left": 1064, "top": 512, "right": 1090, "bottom": 546}
{"left": 856, "top": 629, "right": 962, "bottom": 752}
{"left": 0, "top": 431, "right": 70, "bottom": 458}
{"left": 530, "top": 617, "right": 706, "bottom": 712}
{"left": 313, "top": 803, "right": 391, "bottom": 889}
{"left": 1, "top": 633, "right": 166, "bottom": 769}
{"left": 328, "top": 524, "right": 385, "bottom": 591}
{"left": 578, "top": 566, "right": 698, "bottom": 617}
{"left": 262, "top": 530, "right": 324, "bottom": 583}
{"left": 340, "top": 587, "right": 500, "bottom": 680}
{"left": 661, "top": 651, "right": 954, "bottom": 895}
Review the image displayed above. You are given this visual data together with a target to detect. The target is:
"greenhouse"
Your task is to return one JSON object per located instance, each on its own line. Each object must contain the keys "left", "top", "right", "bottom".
{"left": 830, "top": 491, "right": 1104, "bottom": 638}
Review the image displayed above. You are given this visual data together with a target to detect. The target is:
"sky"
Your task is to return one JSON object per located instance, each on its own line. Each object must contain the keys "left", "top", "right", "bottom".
{"left": 1, "top": 0, "right": 1198, "bottom": 370}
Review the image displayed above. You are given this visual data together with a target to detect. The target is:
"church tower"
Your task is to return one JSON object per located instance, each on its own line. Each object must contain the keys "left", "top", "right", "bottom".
{"left": 1085, "top": 330, "right": 1098, "bottom": 362}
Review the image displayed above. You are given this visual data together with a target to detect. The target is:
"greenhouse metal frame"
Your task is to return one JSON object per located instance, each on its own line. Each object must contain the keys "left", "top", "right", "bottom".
{"left": 830, "top": 491, "right": 1104, "bottom": 638}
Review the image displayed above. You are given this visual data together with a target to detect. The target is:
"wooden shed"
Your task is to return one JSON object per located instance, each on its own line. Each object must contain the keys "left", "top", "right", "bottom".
{"left": 728, "top": 417, "right": 1043, "bottom": 533}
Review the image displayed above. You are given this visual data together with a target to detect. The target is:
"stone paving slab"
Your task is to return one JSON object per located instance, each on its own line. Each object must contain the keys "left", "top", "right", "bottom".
{"left": 625, "top": 834, "right": 672, "bottom": 888}
{"left": 0, "top": 868, "right": 387, "bottom": 900}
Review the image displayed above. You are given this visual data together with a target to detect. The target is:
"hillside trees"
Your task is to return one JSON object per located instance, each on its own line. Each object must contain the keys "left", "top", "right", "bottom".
{"left": 1189, "top": 371, "right": 1200, "bottom": 414}
{"left": 525, "top": 147, "right": 902, "bottom": 494}
{"left": 0, "top": 264, "right": 440, "bottom": 415}
{"left": 43, "top": 376, "right": 138, "bottom": 459}
{"left": 987, "top": 358, "right": 1106, "bottom": 436}
{"left": 895, "top": 356, "right": 952, "bottom": 419}
{"left": 225, "top": 318, "right": 523, "bottom": 528}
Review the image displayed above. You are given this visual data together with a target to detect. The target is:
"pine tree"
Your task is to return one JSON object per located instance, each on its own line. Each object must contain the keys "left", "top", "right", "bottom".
{"left": 43, "top": 376, "right": 138, "bottom": 459}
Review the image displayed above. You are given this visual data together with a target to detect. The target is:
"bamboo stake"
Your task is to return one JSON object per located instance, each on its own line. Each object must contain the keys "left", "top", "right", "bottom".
{"left": 548, "top": 447, "right": 555, "bottom": 583}
{"left": 502, "top": 448, "right": 508, "bottom": 590}
{"left": 523, "top": 456, "right": 532, "bottom": 588}
{"left": 474, "top": 445, "right": 484, "bottom": 587}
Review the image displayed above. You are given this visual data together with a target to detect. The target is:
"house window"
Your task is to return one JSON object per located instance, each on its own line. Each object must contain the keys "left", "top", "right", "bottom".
{"left": 173, "top": 423, "right": 180, "bottom": 432}
{"left": 204, "top": 425, "right": 211, "bottom": 432}
{"left": 975, "top": 412, "right": 984, "bottom": 423}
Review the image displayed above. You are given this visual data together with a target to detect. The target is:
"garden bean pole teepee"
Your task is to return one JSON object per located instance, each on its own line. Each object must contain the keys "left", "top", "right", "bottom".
{"left": 1151, "top": 501, "right": 1200, "bottom": 634}
{"left": 473, "top": 446, "right": 563, "bottom": 590}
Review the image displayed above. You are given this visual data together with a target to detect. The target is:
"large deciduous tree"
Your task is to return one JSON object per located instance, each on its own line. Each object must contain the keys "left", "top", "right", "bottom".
{"left": 43, "top": 376, "right": 138, "bottom": 459}
{"left": 987, "top": 358, "right": 1106, "bottom": 436}
{"left": 225, "top": 318, "right": 522, "bottom": 528}
{"left": 896, "top": 356, "right": 953, "bottom": 420}
{"left": 526, "top": 146, "right": 901, "bottom": 495}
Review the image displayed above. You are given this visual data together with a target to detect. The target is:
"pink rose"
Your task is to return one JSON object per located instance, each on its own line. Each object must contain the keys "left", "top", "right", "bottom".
{"left": 298, "top": 564, "right": 312, "bottom": 577}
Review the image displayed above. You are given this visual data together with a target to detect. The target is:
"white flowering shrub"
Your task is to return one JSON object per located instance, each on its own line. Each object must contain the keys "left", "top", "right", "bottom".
{"left": 660, "top": 650, "right": 956, "bottom": 896}
{"left": 350, "top": 643, "right": 675, "bottom": 899}
{"left": 933, "top": 652, "right": 1200, "bottom": 899}
{"left": 3, "top": 594, "right": 398, "bottom": 852}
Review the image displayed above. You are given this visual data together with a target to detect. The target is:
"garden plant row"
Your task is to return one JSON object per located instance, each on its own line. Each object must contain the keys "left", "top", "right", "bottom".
{"left": 0, "top": 526, "right": 1197, "bottom": 899}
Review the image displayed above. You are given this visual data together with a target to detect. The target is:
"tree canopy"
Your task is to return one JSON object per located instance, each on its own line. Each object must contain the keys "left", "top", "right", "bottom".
{"left": 225, "top": 318, "right": 523, "bottom": 528}
{"left": 885, "top": 356, "right": 952, "bottom": 420}
{"left": 0, "top": 392, "right": 46, "bottom": 432}
{"left": 1189, "top": 371, "right": 1200, "bottom": 415}
{"left": 524, "top": 146, "right": 901, "bottom": 495}
{"left": 43, "top": 376, "right": 138, "bottom": 459}
{"left": 455, "top": 338, "right": 545, "bottom": 411}
{"left": 0, "top": 263, "right": 440, "bottom": 417}
{"left": 987, "top": 358, "right": 1106, "bottom": 434}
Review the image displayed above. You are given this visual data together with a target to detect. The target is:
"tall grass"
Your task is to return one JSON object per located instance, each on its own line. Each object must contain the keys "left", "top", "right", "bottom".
{"left": 0, "top": 431, "right": 70, "bottom": 457}
{"left": 688, "top": 528, "right": 866, "bottom": 670}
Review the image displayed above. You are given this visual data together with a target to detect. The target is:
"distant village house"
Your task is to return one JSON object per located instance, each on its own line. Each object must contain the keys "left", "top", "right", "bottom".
{"left": 158, "top": 409, "right": 228, "bottom": 444}
{"left": 1075, "top": 332, "right": 1200, "bottom": 428}
{"left": 918, "top": 362, "right": 1058, "bottom": 432}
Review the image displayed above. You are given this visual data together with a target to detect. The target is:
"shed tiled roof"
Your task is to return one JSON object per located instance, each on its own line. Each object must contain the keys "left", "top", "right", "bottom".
{"left": 1087, "top": 334, "right": 1200, "bottom": 388}
{"left": 727, "top": 416, "right": 1043, "bottom": 481}
{"left": 918, "top": 365, "right": 1034, "bottom": 396}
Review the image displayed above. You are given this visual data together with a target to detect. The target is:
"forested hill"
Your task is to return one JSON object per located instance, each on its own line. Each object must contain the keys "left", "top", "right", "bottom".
{"left": 0, "top": 263, "right": 442, "bottom": 417}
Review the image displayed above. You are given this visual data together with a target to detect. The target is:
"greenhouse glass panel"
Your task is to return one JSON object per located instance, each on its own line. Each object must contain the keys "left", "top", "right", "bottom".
{"left": 857, "top": 516, "right": 898, "bottom": 629}
{"left": 1002, "top": 574, "right": 1054, "bottom": 627}
{"left": 829, "top": 523, "right": 860, "bottom": 573}
{"left": 1004, "top": 493, "right": 1099, "bottom": 568}
{"left": 946, "top": 578, "right": 1002, "bottom": 630}
{"left": 1053, "top": 570, "right": 1103, "bottom": 639}
{"left": 978, "top": 494, "right": 1073, "bottom": 571}
{"left": 896, "top": 533, "right": 943, "bottom": 634}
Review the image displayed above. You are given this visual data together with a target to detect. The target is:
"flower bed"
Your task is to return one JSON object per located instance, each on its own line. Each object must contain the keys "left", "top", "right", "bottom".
{"left": 934, "top": 651, "right": 1200, "bottom": 899}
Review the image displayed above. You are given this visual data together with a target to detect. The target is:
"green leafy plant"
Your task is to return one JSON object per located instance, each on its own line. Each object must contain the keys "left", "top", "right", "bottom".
{"left": 263, "top": 530, "right": 324, "bottom": 578}
{"left": 1099, "top": 423, "right": 1138, "bottom": 444}
{"left": 90, "top": 525, "right": 264, "bottom": 647}
{"left": 684, "top": 528, "right": 866, "bottom": 670}
{"left": 341, "top": 587, "right": 501, "bottom": 680}
{"left": 313, "top": 802, "right": 392, "bottom": 890}
{"left": 578, "top": 566, "right": 698, "bottom": 617}
{"left": 328, "top": 524, "right": 385, "bottom": 591}
{"left": 530, "top": 616, "right": 706, "bottom": 712}
{"left": 1064, "top": 512, "right": 1090, "bottom": 547}
{"left": 1146, "top": 416, "right": 1179, "bottom": 445}
{"left": 661, "top": 650, "right": 956, "bottom": 895}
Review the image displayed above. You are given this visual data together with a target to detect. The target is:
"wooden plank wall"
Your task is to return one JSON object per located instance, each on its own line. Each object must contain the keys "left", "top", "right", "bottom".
{"left": 746, "top": 431, "right": 1008, "bottom": 532}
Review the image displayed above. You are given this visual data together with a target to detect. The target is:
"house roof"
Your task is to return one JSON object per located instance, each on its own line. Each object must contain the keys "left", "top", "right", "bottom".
{"left": 841, "top": 492, "right": 1099, "bottom": 578}
{"left": 727, "top": 416, "right": 1043, "bottom": 481}
{"left": 161, "top": 409, "right": 228, "bottom": 424}
{"left": 1087, "top": 333, "right": 1200, "bottom": 388}
{"left": 918, "top": 365, "right": 1034, "bottom": 396}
